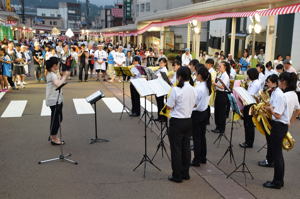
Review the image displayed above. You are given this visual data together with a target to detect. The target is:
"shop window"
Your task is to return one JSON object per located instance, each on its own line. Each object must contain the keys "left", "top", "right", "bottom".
{"left": 146, "top": 2, "right": 150, "bottom": 12}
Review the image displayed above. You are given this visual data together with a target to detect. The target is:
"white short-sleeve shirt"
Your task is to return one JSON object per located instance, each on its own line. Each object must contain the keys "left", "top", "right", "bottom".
{"left": 247, "top": 79, "right": 261, "bottom": 96}
{"left": 94, "top": 50, "right": 108, "bottom": 70}
{"left": 114, "top": 52, "right": 126, "bottom": 66}
{"left": 194, "top": 81, "right": 210, "bottom": 112}
{"left": 284, "top": 91, "right": 300, "bottom": 123}
{"left": 216, "top": 72, "right": 230, "bottom": 91}
{"left": 182, "top": 53, "right": 192, "bottom": 66}
{"left": 166, "top": 81, "right": 196, "bottom": 118}
{"left": 270, "top": 87, "right": 289, "bottom": 124}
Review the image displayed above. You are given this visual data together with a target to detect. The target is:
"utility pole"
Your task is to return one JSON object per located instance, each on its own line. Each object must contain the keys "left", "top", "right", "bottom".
{"left": 20, "top": 0, "right": 25, "bottom": 24}
{"left": 86, "top": 0, "right": 89, "bottom": 28}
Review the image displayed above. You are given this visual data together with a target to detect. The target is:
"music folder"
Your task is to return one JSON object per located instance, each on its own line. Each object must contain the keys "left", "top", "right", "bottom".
{"left": 113, "top": 66, "right": 133, "bottom": 77}
{"left": 130, "top": 78, "right": 155, "bottom": 97}
{"left": 86, "top": 90, "right": 105, "bottom": 104}
{"left": 148, "top": 78, "right": 172, "bottom": 97}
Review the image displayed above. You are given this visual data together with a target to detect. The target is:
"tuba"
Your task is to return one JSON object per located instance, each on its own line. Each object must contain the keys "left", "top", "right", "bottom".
{"left": 250, "top": 89, "right": 295, "bottom": 151}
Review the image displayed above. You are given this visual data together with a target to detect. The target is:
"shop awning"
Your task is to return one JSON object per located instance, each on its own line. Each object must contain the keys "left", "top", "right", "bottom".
{"left": 102, "top": 2, "right": 300, "bottom": 37}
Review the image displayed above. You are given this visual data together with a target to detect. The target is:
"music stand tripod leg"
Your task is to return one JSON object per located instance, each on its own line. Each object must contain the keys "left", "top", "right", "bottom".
{"left": 120, "top": 75, "right": 130, "bottom": 120}
{"left": 90, "top": 102, "right": 109, "bottom": 144}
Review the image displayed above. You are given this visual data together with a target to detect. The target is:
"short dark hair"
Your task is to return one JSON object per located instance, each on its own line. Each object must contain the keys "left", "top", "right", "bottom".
{"left": 266, "top": 74, "right": 279, "bottom": 85}
{"left": 173, "top": 59, "right": 181, "bottom": 66}
{"left": 276, "top": 64, "right": 284, "bottom": 70}
{"left": 279, "top": 72, "right": 297, "bottom": 92}
{"left": 247, "top": 68, "right": 259, "bottom": 81}
{"left": 205, "top": 58, "right": 214, "bottom": 65}
{"left": 256, "top": 63, "right": 265, "bottom": 74}
{"left": 46, "top": 57, "right": 59, "bottom": 72}
{"left": 265, "top": 61, "right": 273, "bottom": 69}
{"left": 189, "top": 59, "right": 199, "bottom": 67}
{"left": 132, "top": 56, "right": 141, "bottom": 65}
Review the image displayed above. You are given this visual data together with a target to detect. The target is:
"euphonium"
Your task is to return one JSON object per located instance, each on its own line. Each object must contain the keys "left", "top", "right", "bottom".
{"left": 249, "top": 89, "right": 295, "bottom": 151}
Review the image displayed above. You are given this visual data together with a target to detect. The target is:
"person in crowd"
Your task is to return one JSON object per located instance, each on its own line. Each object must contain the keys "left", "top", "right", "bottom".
{"left": 32, "top": 42, "right": 44, "bottom": 82}
{"left": 156, "top": 49, "right": 167, "bottom": 65}
{"left": 175, "top": 51, "right": 183, "bottom": 64}
{"left": 7, "top": 42, "right": 18, "bottom": 89}
{"left": 14, "top": 44, "right": 26, "bottom": 88}
{"left": 189, "top": 59, "right": 200, "bottom": 82}
{"left": 0, "top": 48, "right": 11, "bottom": 92}
{"left": 129, "top": 56, "right": 143, "bottom": 117}
{"left": 212, "top": 61, "right": 230, "bottom": 134}
{"left": 107, "top": 45, "right": 116, "bottom": 82}
{"left": 239, "top": 50, "right": 250, "bottom": 75}
{"left": 257, "top": 49, "right": 265, "bottom": 64}
{"left": 283, "top": 59, "right": 296, "bottom": 73}
{"left": 239, "top": 68, "right": 261, "bottom": 148}
{"left": 114, "top": 46, "right": 126, "bottom": 82}
{"left": 70, "top": 46, "right": 78, "bottom": 77}
{"left": 78, "top": 45, "right": 89, "bottom": 82}
{"left": 205, "top": 58, "right": 217, "bottom": 108}
{"left": 87, "top": 43, "right": 95, "bottom": 79}
{"left": 45, "top": 57, "right": 70, "bottom": 145}
{"left": 285, "top": 55, "right": 292, "bottom": 64}
{"left": 256, "top": 63, "right": 265, "bottom": 89}
{"left": 55, "top": 40, "right": 63, "bottom": 58}
{"left": 275, "top": 64, "right": 284, "bottom": 76}
{"left": 274, "top": 55, "right": 283, "bottom": 68}
{"left": 191, "top": 65, "right": 211, "bottom": 166}
{"left": 182, "top": 48, "right": 192, "bottom": 67}
{"left": 166, "top": 66, "right": 196, "bottom": 183}
{"left": 155, "top": 57, "right": 169, "bottom": 121}
{"left": 263, "top": 72, "right": 300, "bottom": 189}
{"left": 146, "top": 48, "right": 155, "bottom": 67}
{"left": 60, "top": 44, "right": 71, "bottom": 73}
{"left": 229, "top": 60, "right": 237, "bottom": 80}
{"left": 265, "top": 61, "right": 276, "bottom": 78}
{"left": 94, "top": 43, "right": 108, "bottom": 81}
{"left": 171, "top": 60, "right": 181, "bottom": 86}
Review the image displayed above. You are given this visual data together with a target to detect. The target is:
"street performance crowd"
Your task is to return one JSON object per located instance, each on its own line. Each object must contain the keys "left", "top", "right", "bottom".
{"left": 1, "top": 36, "right": 300, "bottom": 189}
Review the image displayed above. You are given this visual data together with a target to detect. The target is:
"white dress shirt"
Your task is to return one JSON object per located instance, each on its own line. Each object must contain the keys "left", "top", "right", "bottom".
{"left": 284, "top": 91, "right": 300, "bottom": 123}
{"left": 258, "top": 72, "right": 265, "bottom": 89}
{"left": 114, "top": 52, "right": 126, "bottom": 66}
{"left": 247, "top": 79, "right": 261, "bottom": 96}
{"left": 194, "top": 81, "right": 210, "bottom": 112}
{"left": 155, "top": 66, "right": 168, "bottom": 77}
{"left": 182, "top": 53, "right": 192, "bottom": 66}
{"left": 94, "top": 50, "right": 108, "bottom": 70}
{"left": 216, "top": 72, "right": 230, "bottom": 91}
{"left": 265, "top": 69, "right": 276, "bottom": 78}
{"left": 270, "top": 87, "right": 289, "bottom": 124}
{"left": 171, "top": 73, "right": 177, "bottom": 86}
{"left": 166, "top": 81, "right": 196, "bottom": 118}
{"left": 130, "top": 65, "right": 142, "bottom": 79}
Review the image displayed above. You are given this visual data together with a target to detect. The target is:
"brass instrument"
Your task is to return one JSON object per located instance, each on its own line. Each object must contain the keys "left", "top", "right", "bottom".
{"left": 249, "top": 89, "right": 295, "bottom": 151}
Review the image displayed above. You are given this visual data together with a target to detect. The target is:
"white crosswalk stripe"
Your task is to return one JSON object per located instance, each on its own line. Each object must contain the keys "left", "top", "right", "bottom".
{"left": 140, "top": 98, "right": 158, "bottom": 112}
{"left": 102, "top": 97, "right": 129, "bottom": 113}
{"left": 0, "top": 92, "right": 6, "bottom": 100}
{"left": 73, "top": 98, "right": 95, "bottom": 114}
{"left": 41, "top": 100, "right": 51, "bottom": 116}
{"left": 1, "top": 100, "right": 27, "bottom": 118}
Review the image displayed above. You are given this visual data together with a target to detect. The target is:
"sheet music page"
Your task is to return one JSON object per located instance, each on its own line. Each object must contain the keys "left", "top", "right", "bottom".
{"left": 233, "top": 87, "right": 256, "bottom": 105}
{"left": 158, "top": 78, "right": 172, "bottom": 95}
{"left": 148, "top": 79, "right": 166, "bottom": 97}
{"left": 130, "top": 78, "right": 154, "bottom": 97}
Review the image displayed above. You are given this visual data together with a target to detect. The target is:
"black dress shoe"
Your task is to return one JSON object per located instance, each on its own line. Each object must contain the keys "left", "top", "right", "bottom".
{"left": 263, "top": 181, "right": 282, "bottom": 189}
{"left": 239, "top": 142, "right": 253, "bottom": 148}
{"left": 51, "top": 140, "right": 65, "bottom": 145}
{"left": 190, "top": 161, "right": 200, "bottom": 167}
{"left": 200, "top": 159, "right": 207, "bottom": 164}
{"left": 168, "top": 176, "right": 182, "bottom": 183}
{"left": 258, "top": 160, "right": 274, "bottom": 168}
{"left": 129, "top": 113, "right": 140, "bottom": 117}
{"left": 182, "top": 175, "right": 190, "bottom": 180}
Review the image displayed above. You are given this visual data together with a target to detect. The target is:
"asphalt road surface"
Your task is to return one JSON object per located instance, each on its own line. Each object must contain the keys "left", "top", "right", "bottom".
{"left": 1, "top": 79, "right": 300, "bottom": 199}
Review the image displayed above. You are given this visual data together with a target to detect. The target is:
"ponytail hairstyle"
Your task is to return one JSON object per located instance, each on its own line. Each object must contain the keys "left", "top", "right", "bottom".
{"left": 279, "top": 71, "right": 297, "bottom": 92}
{"left": 158, "top": 57, "right": 168, "bottom": 70}
{"left": 266, "top": 74, "right": 279, "bottom": 86}
{"left": 197, "top": 66, "right": 212, "bottom": 95}
{"left": 221, "top": 61, "right": 231, "bottom": 77}
{"left": 256, "top": 63, "right": 265, "bottom": 74}
{"left": 176, "top": 66, "right": 193, "bottom": 88}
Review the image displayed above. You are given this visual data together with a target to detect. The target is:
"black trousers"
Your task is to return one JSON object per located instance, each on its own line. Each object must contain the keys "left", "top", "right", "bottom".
{"left": 130, "top": 83, "right": 140, "bottom": 115}
{"left": 50, "top": 103, "right": 63, "bottom": 136}
{"left": 79, "top": 63, "right": 89, "bottom": 81}
{"left": 7, "top": 76, "right": 15, "bottom": 87}
{"left": 168, "top": 118, "right": 192, "bottom": 180}
{"left": 192, "top": 109, "right": 210, "bottom": 163}
{"left": 214, "top": 90, "right": 228, "bottom": 133}
{"left": 156, "top": 96, "right": 165, "bottom": 119}
{"left": 243, "top": 104, "right": 255, "bottom": 146}
{"left": 265, "top": 131, "right": 273, "bottom": 163}
{"left": 268, "top": 121, "right": 288, "bottom": 185}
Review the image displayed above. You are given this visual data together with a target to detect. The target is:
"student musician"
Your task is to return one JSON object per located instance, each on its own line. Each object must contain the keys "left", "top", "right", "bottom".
{"left": 188, "top": 59, "right": 200, "bottom": 82}
{"left": 155, "top": 57, "right": 168, "bottom": 121}
{"left": 212, "top": 61, "right": 230, "bottom": 134}
{"left": 166, "top": 66, "right": 196, "bottom": 183}
{"left": 263, "top": 72, "right": 300, "bottom": 189}
{"left": 205, "top": 58, "right": 217, "bottom": 111}
{"left": 191, "top": 66, "right": 211, "bottom": 166}
{"left": 239, "top": 68, "right": 261, "bottom": 148}
{"left": 256, "top": 63, "right": 265, "bottom": 89}
{"left": 171, "top": 60, "right": 181, "bottom": 86}
{"left": 129, "top": 56, "right": 143, "bottom": 117}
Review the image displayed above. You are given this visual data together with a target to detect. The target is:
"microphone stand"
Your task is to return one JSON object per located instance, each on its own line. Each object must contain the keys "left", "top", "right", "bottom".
{"left": 38, "top": 83, "right": 78, "bottom": 165}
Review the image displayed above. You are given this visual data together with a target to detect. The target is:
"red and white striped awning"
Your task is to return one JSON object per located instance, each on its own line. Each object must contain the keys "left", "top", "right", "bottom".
{"left": 102, "top": 2, "right": 300, "bottom": 37}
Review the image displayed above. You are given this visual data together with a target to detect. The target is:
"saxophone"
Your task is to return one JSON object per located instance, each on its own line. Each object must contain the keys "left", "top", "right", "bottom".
{"left": 249, "top": 89, "right": 295, "bottom": 151}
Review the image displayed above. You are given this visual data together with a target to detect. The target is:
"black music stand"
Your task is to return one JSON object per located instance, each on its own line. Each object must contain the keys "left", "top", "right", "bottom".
{"left": 38, "top": 82, "right": 78, "bottom": 165}
{"left": 152, "top": 117, "right": 170, "bottom": 161}
{"left": 114, "top": 66, "right": 131, "bottom": 120}
{"left": 131, "top": 78, "right": 161, "bottom": 177}
{"left": 86, "top": 90, "right": 109, "bottom": 144}
{"left": 217, "top": 93, "right": 239, "bottom": 167}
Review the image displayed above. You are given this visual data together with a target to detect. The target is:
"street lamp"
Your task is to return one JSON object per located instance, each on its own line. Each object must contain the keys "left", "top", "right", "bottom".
{"left": 248, "top": 13, "right": 262, "bottom": 66}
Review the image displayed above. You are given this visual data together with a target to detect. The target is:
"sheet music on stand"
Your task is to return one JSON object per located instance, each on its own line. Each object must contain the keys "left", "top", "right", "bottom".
{"left": 130, "top": 78, "right": 155, "bottom": 97}
{"left": 148, "top": 78, "right": 171, "bottom": 97}
{"left": 114, "top": 66, "right": 133, "bottom": 77}
{"left": 233, "top": 87, "right": 256, "bottom": 105}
